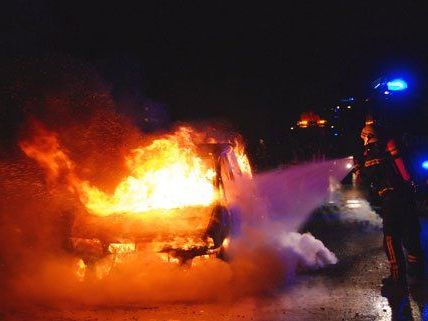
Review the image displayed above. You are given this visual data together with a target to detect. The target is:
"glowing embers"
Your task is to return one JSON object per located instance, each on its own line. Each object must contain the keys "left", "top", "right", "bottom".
{"left": 75, "top": 259, "right": 87, "bottom": 282}
{"left": 72, "top": 240, "right": 137, "bottom": 281}
{"left": 108, "top": 242, "right": 136, "bottom": 254}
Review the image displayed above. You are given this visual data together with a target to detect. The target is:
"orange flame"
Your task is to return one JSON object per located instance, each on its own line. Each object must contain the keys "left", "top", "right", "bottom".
{"left": 19, "top": 124, "right": 224, "bottom": 217}
{"left": 20, "top": 122, "right": 253, "bottom": 219}
{"left": 19, "top": 124, "right": 75, "bottom": 183}
{"left": 233, "top": 141, "right": 253, "bottom": 178}
{"left": 79, "top": 130, "right": 218, "bottom": 216}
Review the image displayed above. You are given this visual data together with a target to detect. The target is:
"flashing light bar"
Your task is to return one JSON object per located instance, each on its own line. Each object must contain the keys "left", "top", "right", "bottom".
{"left": 387, "top": 79, "right": 408, "bottom": 91}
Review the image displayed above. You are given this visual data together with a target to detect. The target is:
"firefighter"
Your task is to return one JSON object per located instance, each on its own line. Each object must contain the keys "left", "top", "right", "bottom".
{"left": 357, "top": 123, "right": 424, "bottom": 288}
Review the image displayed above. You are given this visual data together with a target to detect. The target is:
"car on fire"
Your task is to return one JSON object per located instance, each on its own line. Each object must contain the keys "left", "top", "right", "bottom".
{"left": 67, "top": 142, "right": 249, "bottom": 274}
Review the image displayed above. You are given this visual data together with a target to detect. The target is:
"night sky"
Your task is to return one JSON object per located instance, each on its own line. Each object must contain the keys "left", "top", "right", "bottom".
{"left": 2, "top": 1, "right": 428, "bottom": 139}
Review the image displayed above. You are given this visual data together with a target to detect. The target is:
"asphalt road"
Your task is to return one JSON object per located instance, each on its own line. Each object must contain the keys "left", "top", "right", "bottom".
{"left": 4, "top": 211, "right": 428, "bottom": 321}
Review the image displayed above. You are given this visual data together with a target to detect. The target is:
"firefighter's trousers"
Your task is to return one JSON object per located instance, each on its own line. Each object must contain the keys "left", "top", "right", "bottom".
{"left": 380, "top": 191, "right": 424, "bottom": 281}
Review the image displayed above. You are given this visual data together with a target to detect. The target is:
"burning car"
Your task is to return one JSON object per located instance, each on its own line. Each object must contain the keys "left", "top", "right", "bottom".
{"left": 20, "top": 125, "right": 252, "bottom": 278}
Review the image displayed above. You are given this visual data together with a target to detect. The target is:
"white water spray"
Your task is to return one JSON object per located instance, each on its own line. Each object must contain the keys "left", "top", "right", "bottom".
{"left": 224, "top": 157, "right": 354, "bottom": 271}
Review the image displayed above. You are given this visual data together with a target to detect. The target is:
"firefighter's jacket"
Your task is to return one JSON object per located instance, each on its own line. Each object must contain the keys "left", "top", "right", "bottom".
{"left": 358, "top": 140, "right": 410, "bottom": 202}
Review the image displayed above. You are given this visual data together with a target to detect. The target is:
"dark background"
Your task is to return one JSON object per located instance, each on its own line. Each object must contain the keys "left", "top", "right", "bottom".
{"left": 2, "top": 1, "right": 428, "bottom": 164}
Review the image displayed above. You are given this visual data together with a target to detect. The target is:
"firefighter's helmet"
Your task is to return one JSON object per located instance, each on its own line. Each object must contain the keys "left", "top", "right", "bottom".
{"left": 360, "top": 124, "right": 378, "bottom": 145}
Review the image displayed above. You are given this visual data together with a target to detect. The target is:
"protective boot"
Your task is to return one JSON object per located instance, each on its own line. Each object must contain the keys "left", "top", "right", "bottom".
{"left": 403, "top": 212, "right": 424, "bottom": 282}
{"left": 407, "top": 255, "right": 424, "bottom": 284}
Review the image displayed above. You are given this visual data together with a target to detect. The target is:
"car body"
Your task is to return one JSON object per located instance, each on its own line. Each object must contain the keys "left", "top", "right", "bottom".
{"left": 67, "top": 143, "right": 246, "bottom": 272}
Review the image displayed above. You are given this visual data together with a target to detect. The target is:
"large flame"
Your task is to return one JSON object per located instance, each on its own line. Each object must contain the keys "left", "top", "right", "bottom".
{"left": 20, "top": 124, "right": 221, "bottom": 216}
{"left": 79, "top": 130, "right": 218, "bottom": 216}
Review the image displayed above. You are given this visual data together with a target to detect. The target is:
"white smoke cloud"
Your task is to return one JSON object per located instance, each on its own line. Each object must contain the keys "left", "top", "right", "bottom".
{"left": 326, "top": 178, "right": 382, "bottom": 229}
{"left": 278, "top": 232, "right": 338, "bottom": 269}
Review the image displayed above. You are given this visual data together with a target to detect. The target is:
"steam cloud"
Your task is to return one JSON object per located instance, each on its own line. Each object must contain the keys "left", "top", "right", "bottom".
{"left": 326, "top": 178, "right": 382, "bottom": 228}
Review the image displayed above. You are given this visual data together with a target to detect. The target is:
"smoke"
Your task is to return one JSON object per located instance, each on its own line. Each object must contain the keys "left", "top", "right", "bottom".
{"left": 0, "top": 56, "right": 350, "bottom": 308}
{"left": 325, "top": 179, "right": 382, "bottom": 228}
{"left": 338, "top": 197, "right": 382, "bottom": 228}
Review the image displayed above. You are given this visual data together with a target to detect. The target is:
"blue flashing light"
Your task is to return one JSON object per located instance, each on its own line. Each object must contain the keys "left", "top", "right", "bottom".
{"left": 422, "top": 160, "right": 428, "bottom": 170}
{"left": 334, "top": 132, "right": 339, "bottom": 137}
{"left": 387, "top": 79, "right": 408, "bottom": 91}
